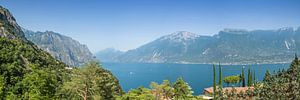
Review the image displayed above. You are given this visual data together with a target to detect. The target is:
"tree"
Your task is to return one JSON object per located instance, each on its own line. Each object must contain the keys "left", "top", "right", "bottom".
{"left": 295, "top": 53, "right": 298, "bottom": 62}
{"left": 150, "top": 80, "right": 174, "bottom": 100}
{"left": 241, "top": 67, "right": 245, "bottom": 87}
{"left": 263, "top": 70, "right": 271, "bottom": 82}
{"left": 150, "top": 82, "right": 162, "bottom": 100}
{"left": 15, "top": 69, "right": 58, "bottom": 99}
{"left": 224, "top": 75, "right": 241, "bottom": 86}
{"left": 218, "top": 63, "right": 222, "bottom": 87}
{"left": 247, "top": 68, "right": 252, "bottom": 86}
{"left": 253, "top": 70, "right": 256, "bottom": 86}
{"left": 161, "top": 80, "right": 174, "bottom": 99}
{"left": 117, "top": 87, "right": 154, "bottom": 100}
{"left": 213, "top": 64, "right": 216, "bottom": 99}
{"left": 173, "top": 77, "right": 193, "bottom": 100}
{"left": 258, "top": 56, "right": 300, "bottom": 99}
{"left": 0, "top": 38, "right": 67, "bottom": 99}
{"left": 61, "top": 61, "right": 123, "bottom": 100}
{"left": 0, "top": 75, "right": 4, "bottom": 98}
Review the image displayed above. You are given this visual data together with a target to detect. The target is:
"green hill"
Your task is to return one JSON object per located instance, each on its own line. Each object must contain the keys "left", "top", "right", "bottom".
{"left": 0, "top": 6, "right": 122, "bottom": 99}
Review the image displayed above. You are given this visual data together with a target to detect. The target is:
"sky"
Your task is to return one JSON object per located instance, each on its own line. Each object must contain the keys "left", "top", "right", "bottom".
{"left": 1, "top": 0, "right": 300, "bottom": 53}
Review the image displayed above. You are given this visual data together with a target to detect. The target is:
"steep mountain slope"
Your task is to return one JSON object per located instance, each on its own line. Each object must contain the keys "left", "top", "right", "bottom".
{"left": 117, "top": 31, "right": 213, "bottom": 63}
{"left": 23, "top": 29, "right": 94, "bottom": 67}
{"left": 100, "top": 28, "right": 300, "bottom": 64}
{"left": 95, "top": 48, "right": 124, "bottom": 62}
{"left": 0, "top": 6, "right": 68, "bottom": 98}
{"left": 201, "top": 28, "right": 298, "bottom": 64}
{"left": 0, "top": 6, "right": 122, "bottom": 99}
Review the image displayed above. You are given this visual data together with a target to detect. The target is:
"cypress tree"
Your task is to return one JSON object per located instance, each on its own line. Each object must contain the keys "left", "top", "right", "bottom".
{"left": 213, "top": 64, "right": 216, "bottom": 99}
{"left": 218, "top": 62, "right": 222, "bottom": 87}
{"left": 241, "top": 66, "right": 245, "bottom": 87}
{"left": 253, "top": 70, "right": 256, "bottom": 86}
{"left": 263, "top": 70, "right": 271, "bottom": 82}
{"left": 247, "top": 68, "right": 252, "bottom": 86}
{"left": 295, "top": 53, "right": 298, "bottom": 61}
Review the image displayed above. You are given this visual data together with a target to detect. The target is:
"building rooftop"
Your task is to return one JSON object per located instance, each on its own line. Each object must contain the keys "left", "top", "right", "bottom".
{"left": 204, "top": 86, "right": 254, "bottom": 94}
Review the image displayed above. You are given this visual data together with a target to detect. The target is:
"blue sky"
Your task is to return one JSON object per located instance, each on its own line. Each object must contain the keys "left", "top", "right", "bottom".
{"left": 1, "top": 0, "right": 300, "bottom": 52}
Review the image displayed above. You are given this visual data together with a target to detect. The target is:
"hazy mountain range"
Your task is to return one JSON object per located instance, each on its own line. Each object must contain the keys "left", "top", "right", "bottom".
{"left": 95, "top": 48, "right": 124, "bottom": 62}
{"left": 23, "top": 29, "right": 94, "bottom": 67}
{"left": 96, "top": 27, "right": 300, "bottom": 64}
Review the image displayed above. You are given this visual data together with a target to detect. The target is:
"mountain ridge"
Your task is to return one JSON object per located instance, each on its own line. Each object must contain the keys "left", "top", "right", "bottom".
{"left": 97, "top": 27, "right": 300, "bottom": 64}
{"left": 23, "top": 28, "right": 94, "bottom": 67}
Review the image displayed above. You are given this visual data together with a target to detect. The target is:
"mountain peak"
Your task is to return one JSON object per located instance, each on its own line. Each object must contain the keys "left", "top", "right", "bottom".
{"left": 160, "top": 31, "right": 199, "bottom": 42}
{"left": 277, "top": 27, "right": 294, "bottom": 32}
{"left": 221, "top": 28, "right": 248, "bottom": 34}
{"left": 24, "top": 29, "right": 94, "bottom": 66}
{"left": 0, "top": 6, "right": 26, "bottom": 40}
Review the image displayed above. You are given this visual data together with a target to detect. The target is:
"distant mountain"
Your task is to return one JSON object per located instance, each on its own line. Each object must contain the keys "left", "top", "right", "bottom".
{"left": 98, "top": 28, "right": 300, "bottom": 64}
{"left": 95, "top": 48, "right": 124, "bottom": 62}
{"left": 23, "top": 29, "right": 94, "bottom": 67}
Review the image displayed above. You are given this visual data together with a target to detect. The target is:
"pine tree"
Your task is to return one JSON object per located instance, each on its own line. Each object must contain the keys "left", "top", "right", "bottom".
{"left": 173, "top": 78, "right": 193, "bottom": 100}
{"left": 247, "top": 68, "right": 252, "bottom": 86}
{"left": 61, "top": 61, "right": 123, "bottom": 100}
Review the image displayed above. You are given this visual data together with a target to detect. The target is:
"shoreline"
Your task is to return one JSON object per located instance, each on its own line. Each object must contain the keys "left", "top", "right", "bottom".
{"left": 101, "top": 61, "right": 291, "bottom": 66}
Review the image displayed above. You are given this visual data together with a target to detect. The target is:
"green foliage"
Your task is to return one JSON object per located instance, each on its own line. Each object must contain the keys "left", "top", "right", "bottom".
{"left": 253, "top": 71, "right": 256, "bottom": 86}
{"left": 218, "top": 63, "right": 222, "bottom": 87}
{"left": 0, "top": 7, "right": 69, "bottom": 99}
{"left": 263, "top": 70, "right": 271, "bottom": 82}
{"left": 257, "top": 56, "right": 300, "bottom": 99}
{"left": 247, "top": 68, "right": 252, "bottom": 86}
{"left": 119, "top": 78, "right": 198, "bottom": 100}
{"left": 0, "top": 75, "right": 4, "bottom": 98}
{"left": 150, "top": 80, "right": 174, "bottom": 100}
{"left": 213, "top": 64, "right": 216, "bottom": 99}
{"left": 173, "top": 77, "right": 193, "bottom": 100}
{"left": 224, "top": 75, "right": 241, "bottom": 86}
{"left": 61, "top": 61, "right": 123, "bottom": 100}
{"left": 241, "top": 67, "right": 245, "bottom": 87}
{"left": 0, "top": 7, "right": 123, "bottom": 100}
{"left": 0, "top": 37, "right": 67, "bottom": 99}
{"left": 16, "top": 69, "right": 59, "bottom": 99}
{"left": 117, "top": 87, "right": 154, "bottom": 100}
{"left": 161, "top": 80, "right": 174, "bottom": 99}
{"left": 217, "top": 56, "right": 300, "bottom": 99}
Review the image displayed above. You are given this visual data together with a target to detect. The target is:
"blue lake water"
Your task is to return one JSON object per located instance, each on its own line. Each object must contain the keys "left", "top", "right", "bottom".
{"left": 102, "top": 63, "right": 289, "bottom": 95}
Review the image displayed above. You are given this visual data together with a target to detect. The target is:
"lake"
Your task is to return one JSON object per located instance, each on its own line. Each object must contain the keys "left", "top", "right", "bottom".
{"left": 102, "top": 63, "right": 290, "bottom": 95}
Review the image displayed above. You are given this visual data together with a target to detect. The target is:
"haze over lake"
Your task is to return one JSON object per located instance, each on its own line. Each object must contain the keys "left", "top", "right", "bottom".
{"left": 102, "top": 63, "right": 289, "bottom": 95}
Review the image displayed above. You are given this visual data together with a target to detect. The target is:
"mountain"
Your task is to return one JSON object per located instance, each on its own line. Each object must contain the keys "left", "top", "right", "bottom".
{"left": 0, "top": 6, "right": 122, "bottom": 99}
{"left": 98, "top": 29, "right": 300, "bottom": 64}
{"left": 95, "top": 48, "right": 124, "bottom": 62}
{"left": 23, "top": 29, "right": 94, "bottom": 67}
{"left": 0, "top": 6, "right": 68, "bottom": 98}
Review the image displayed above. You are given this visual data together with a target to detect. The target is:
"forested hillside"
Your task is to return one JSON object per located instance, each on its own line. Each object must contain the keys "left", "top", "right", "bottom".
{"left": 0, "top": 6, "right": 122, "bottom": 99}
